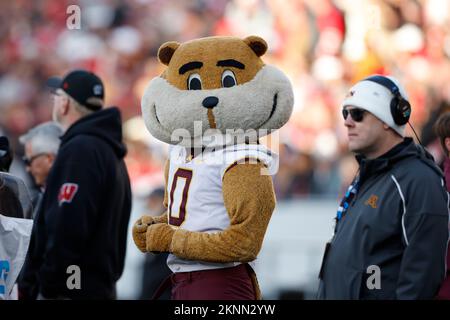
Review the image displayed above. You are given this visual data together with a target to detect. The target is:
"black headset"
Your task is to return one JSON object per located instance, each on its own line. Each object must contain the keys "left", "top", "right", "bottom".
{"left": 363, "top": 75, "right": 411, "bottom": 126}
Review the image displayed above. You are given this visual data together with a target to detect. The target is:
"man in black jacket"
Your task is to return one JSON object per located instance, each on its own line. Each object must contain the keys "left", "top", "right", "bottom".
{"left": 0, "top": 136, "right": 12, "bottom": 173}
{"left": 25, "top": 70, "right": 132, "bottom": 299}
{"left": 317, "top": 75, "right": 449, "bottom": 299}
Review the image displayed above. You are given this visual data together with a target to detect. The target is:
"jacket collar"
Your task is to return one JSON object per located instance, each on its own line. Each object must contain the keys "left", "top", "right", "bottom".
{"left": 355, "top": 138, "right": 415, "bottom": 184}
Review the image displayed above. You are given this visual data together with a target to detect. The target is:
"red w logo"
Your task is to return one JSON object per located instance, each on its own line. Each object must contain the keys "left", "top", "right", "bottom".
{"left": 58, "top": 183, "right": 79, "bottom": 206}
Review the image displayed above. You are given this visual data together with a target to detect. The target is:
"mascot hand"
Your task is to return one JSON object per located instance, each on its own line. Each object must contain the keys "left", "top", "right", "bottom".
{"left": 146, "top": 223, "right": 176, "bottom": 253}
{"left": 132, "top": 215, "right": 156, "bottom": 252}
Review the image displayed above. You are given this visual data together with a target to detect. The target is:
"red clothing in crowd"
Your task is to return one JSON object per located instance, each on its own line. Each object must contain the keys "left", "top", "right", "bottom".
{"left": 437, "top": 157, "right": 450, "bottom": 299}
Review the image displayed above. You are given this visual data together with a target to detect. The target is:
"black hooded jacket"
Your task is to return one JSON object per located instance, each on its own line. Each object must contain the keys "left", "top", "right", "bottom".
{"left": 23, "top": 107, "right": 131, "bottom": 299}
{"left": 318, "top": 138, "right": 449, "bottom": 300}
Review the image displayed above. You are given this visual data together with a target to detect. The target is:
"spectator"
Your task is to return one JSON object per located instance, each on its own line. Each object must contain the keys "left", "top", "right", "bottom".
{"left": 0, "top": 135, "right": 33, "bottom": 219}
{"left": 318, "top": 75, "right": 449, "bottom": 299}
{"left": 0, "top": 136, "right": 13, "bottom": 173}
{"left": 18, "top": 121, "right": 63, "bottom": 299}
{"left": 19, "top": 122, "right": 63, "bottom": 208}
{"left": 433, "top": 112, "right": 450, "bottom": 300}
{"left": 0, "top": 175, "right": 26, "bottom": 219}
{"left": 29, "top": 69, "right": 132, "bottom": 299}
{"left": 0, "top": 171, "right": 34, "bottom": 300}
{"left": 0, "top": 134, "right": 34, "bottom": 298}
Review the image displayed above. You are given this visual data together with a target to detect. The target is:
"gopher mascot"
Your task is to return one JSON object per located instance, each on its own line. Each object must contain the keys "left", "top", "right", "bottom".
{"left": 133, "top": 35, "right": 293, "bottom": 300}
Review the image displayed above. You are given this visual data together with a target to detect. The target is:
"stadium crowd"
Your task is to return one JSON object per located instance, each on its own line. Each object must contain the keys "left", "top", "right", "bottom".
{"left": 1, "top": 0, "right": 449, "bottom": 201}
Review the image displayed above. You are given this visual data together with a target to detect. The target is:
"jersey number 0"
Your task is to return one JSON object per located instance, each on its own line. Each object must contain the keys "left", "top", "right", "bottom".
{"left": 168, "top": 168, "right": 193, "bottom": 226}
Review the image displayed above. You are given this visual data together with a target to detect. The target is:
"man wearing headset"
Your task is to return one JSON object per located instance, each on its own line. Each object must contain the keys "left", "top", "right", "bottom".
{"left": 317, "top": 75, "right": 449, "bottom": 299}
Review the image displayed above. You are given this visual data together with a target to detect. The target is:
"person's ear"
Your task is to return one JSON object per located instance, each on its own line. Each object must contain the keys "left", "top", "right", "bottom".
{"left": 61, "top": 96, "right": 70, "bottom": 115}
{"left": 47, "top": 153, "right": 56, "bottom": 164}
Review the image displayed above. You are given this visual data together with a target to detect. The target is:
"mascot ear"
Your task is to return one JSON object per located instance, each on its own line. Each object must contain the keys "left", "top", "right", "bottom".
{"left": 158, "top": 41, "right": 180, "bottom": 65}
{"left": 244, "top": 36, "right": 267, "bottom": 57}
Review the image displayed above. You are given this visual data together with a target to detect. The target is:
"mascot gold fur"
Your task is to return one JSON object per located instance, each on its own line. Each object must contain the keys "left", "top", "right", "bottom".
{"left": 133, "top": 35, "right": 293, "bottom": 300}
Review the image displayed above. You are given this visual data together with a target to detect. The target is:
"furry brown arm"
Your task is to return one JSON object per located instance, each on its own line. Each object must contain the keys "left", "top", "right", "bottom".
{"left": 169, "top": 162, "right": 275, "bottom": 263}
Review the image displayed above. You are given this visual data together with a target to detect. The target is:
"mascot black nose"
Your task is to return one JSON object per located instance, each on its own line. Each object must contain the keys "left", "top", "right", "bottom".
{"left": 202, "top": 96, "right": 219, "bottom": 109}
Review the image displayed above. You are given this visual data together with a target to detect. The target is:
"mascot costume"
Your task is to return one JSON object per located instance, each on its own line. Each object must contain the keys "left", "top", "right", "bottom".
{"left": 133, "top": 35, "right": 293, "bottom": 300}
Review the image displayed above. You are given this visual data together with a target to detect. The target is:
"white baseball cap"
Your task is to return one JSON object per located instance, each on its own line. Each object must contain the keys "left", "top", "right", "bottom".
{"left": 341, "top": 75, "right": 410, "bottom": 137}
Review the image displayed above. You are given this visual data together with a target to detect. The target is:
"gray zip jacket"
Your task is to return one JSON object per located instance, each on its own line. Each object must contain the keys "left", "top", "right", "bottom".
{"left": 317, "top": 138, "right": 449, "bottom": 299}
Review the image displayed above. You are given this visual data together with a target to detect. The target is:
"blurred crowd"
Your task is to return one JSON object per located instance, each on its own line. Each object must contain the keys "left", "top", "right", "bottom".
{"left": 0, "top": 0, "right": 449, "bottom": 201}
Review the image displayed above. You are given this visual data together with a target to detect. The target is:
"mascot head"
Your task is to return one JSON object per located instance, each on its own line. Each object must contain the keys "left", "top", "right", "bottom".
{"left": 141, "top": 35, "right": 294, "bottom": 147}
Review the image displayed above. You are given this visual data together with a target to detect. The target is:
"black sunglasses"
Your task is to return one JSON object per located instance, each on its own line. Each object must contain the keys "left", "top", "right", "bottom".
{"left": 22, "top": 153, "right": 48, "bottom": 166}
{"left": 342, "top": 108, "right": 366, "bottom": 122}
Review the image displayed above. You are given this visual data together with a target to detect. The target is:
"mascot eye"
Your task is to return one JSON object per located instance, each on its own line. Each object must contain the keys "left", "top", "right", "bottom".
{"left": 187, "top": 73, "right": 202, "bottom": 90}
{"left": 221, "top": 70, "right": 237, "bottom": 88}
